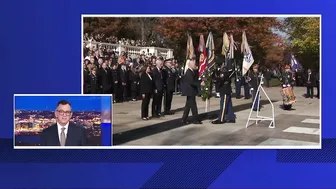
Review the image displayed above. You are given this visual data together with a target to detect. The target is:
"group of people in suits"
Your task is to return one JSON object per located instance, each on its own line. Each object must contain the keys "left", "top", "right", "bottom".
{"left": 83, "top": 53, "right": 184, "bottom": 103}
{"left": 83, "top": 54, "right": 141, "bottom": 102}
{"left": 140, "top": 58, "right": 177, "bottom": 120}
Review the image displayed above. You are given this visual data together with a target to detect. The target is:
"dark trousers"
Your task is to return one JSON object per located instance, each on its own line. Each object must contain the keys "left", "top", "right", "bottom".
{"left": 244, "top": 83, "right": 250, "bottom": 98}
{"left": 316, "top": 83, "right": 319, "bottom": 98}
{"left": 131, "top": 90, "right": 137, "bottom": 100}
{"left": 164, "top": 90, "right": 174, "bottom": 113}
{"left": 180, "top": 80, "right": 185, "bottom": 95}
{"left": 141, "top": 93, "right": 151, "bottom": 118}
{"left": 121, "top": 85, "right": 128, "bottom": 101}
{"left": 215, "top": 82, "right": 220, "bottom": 93}
{"left": 113, "top": 83, "right": 120, "bottom": 102}
{"left": 102, "top": 87, "right": 110, "bottom": 94}
{"left": 218, "top": 94, "right": 235, "bottom": 122}
{"left": 307, "top": 86, "right": 314, "bottom": 98}
{"left": 252, "top": 90, "right": 260, "bottom": 110}
{"left": 152, "top": 91, "right": 163, "bottom": 115}
{"left": 176, "top": 79, "right": 181, "bottom": 92}
{"left": 182, "top": 96, "right": 198, "bottom": 121}
{"left": 235, "top": 80, "right": 241, "bottom": 98}
{"left": 266, "top": 79, "right": 270, "bottom": 87}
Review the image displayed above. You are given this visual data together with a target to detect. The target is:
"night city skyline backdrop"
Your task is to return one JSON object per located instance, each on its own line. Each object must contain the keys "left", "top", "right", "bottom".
{"left": 15, "top": 96, "right": 112, "bottom": 111}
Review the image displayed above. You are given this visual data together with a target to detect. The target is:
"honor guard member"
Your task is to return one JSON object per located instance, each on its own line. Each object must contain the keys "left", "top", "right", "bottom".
{"left": 235, "top": 64, "right": 243, "bottom": 99}
{"left": 249, "top": 64, "right": 262, "bottom": 111}
{"left": 212, "top": 65, "right": 221, "bottom": 98}
{"left": 163, "top": 58, "right": 176, "bottom": 115}
{"left": 212, "top": 65, "right": 236, "bottom": 124}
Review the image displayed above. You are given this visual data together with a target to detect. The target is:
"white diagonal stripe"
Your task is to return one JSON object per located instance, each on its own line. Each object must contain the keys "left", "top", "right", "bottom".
{"left": 283, "top": 126, "right": 319, "bottom": 135}
{"left": 301, "top": 118, "right": 320, "bottom": 124}
{"left": 258, "top": 138, "right": 318, "bottom": 146}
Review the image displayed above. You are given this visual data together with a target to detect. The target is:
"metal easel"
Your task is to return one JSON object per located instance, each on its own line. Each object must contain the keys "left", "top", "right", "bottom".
{"left": 245, "top": 74, "right": 275, "bottom": 128}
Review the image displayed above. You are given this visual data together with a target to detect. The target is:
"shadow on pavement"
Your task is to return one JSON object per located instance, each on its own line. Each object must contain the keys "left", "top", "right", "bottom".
{"left": 113, "top": 100, "right": 278, "bottom": 145}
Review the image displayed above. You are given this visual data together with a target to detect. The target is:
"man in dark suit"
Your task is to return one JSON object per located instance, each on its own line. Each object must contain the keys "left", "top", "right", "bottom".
{"left": 152, "top": 58, "right": 165, "bottom": 117}
{"left": 249, "top": 64, "right": 262, "bottom": 111}
{"left": 97, "top": 63, "right": 112, "bottom": 94}
{"left": 181, "top": 59, "right": 205, "bottom": 124}
{"left": 163, "top": 59, "right": 176, "bottom": 115}
{"left": 305, "top": 68, "right": 315, "bottom": 98}
{"left": 40, "top": 100, "right": 88, "bottom": 146}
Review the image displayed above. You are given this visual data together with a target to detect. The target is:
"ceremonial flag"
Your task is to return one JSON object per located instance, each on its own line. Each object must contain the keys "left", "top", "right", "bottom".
{"left": 184, "top": 35, "right": 195, "bottom": 74}
{"left": 221, "top": 32, "right": 230, "bottom": 57}
{"left": 229, "top": 34, "right": 237, "bottom": 60}
{"left": 206, "top": 32, "right": 215, "bottom": 72}
{"left": 290, "top": 54, "right": 302, "bottom": 71}
{"left": 241, "top": 31, "right": 254, "bottom": 76}
{"left": 198, "top": 34, "right": 207, "bottom": 77}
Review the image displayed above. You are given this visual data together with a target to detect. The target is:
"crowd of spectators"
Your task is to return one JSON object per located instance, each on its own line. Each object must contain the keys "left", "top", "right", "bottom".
{"left": 83, "top": 33, "right": 161, "bottom": 47}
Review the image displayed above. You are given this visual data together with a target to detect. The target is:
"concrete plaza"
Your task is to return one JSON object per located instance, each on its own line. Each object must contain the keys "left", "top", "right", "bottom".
{"left": 112, "top": 86, "right": 320, "bottom": 147}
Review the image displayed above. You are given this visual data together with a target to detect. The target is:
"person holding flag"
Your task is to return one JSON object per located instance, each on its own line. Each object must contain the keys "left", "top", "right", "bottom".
{"left": 212, "top": 32, "right": 236, "bottom": 124}
{"left": 211, "top": 64, "right": 236, "bottom": 124}
{"left": 241, "top": 31, "right": 254, "bottom": 100}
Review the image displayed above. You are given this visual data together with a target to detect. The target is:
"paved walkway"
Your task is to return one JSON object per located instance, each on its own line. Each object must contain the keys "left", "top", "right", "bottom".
{"left": 112, "top": 87, "right": 320, "bottom": 147}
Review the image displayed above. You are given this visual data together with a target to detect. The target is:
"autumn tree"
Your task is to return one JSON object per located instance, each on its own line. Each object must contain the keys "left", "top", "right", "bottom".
{"left": 84, "top": 17, "right": 159, "bottom": 44}
{"left": 83, "top": 17, "right": 129, "bottom": 38}
{"left": 84, "top": 17, "right": 285, "bottom": 67}
{"left": 153, "top": 17, "right": 283, "bottom": 65}
{"left": 284, "top": 17, "right": 320, "bottom": 70}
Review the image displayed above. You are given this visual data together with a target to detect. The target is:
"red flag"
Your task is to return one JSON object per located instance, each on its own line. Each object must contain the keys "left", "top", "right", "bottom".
{"left": 198, "top": 34, "right": 207, "bottom": 77}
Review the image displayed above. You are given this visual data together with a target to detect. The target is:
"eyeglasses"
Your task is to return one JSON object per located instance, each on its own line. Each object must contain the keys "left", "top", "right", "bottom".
{"left": 57, "top": 110, "right": 72, "bottom": 116}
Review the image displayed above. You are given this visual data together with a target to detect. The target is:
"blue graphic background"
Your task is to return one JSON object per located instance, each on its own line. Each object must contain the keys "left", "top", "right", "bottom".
{"left": 14, "top": 95, "right": 112, "bottom": 146}
{"left": 0, "top": 0, "right": 331, "bottom": 188}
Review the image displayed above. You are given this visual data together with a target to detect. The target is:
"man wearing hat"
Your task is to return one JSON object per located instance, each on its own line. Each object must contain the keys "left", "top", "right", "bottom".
{"left": 248, "top": 64, "right": 262, "bottom": 111}
{"left": 212, "top": 65, "right": 236, "bottom": 124}
{"left": 163, "top": 58, "right": 176, "bottom": 115}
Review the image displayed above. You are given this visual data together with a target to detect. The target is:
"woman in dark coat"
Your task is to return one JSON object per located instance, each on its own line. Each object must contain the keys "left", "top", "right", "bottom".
{"left": 129, "top": 65, "right": 140, "bottom": 101}
{"left": 140, "top": 65, "right": 154, "bottom": 120}
{"left": 88, "top": 67, "right": 99, "bottom": 94}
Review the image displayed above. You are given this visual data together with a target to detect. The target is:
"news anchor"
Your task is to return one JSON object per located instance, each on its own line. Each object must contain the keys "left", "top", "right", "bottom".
{"left": 40, "top": 100, "right": 88, "bottom": 146}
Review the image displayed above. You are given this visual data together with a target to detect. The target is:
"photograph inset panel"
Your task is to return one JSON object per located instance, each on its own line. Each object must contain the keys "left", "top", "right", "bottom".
{"left": 82, "top": 15, "right": 320, "bottom": 148}
{"left": 14, "top": 94, "right": 113, "bottom": 149}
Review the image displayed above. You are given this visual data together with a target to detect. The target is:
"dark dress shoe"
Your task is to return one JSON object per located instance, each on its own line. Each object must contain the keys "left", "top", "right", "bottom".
{"left": 165, "top": 112, "right": 174, "bottom": 115}
{"left": 181, "top": 120, "right": 189, "bottom": 124}
{"left": 192, "top": 121, "right": 202, "bottom": 124}
{"left": 211, "top": 120, "right": 224, "bottom": 124}
{"left": 158, "top": 113, "right": 164, "bottom": 117}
